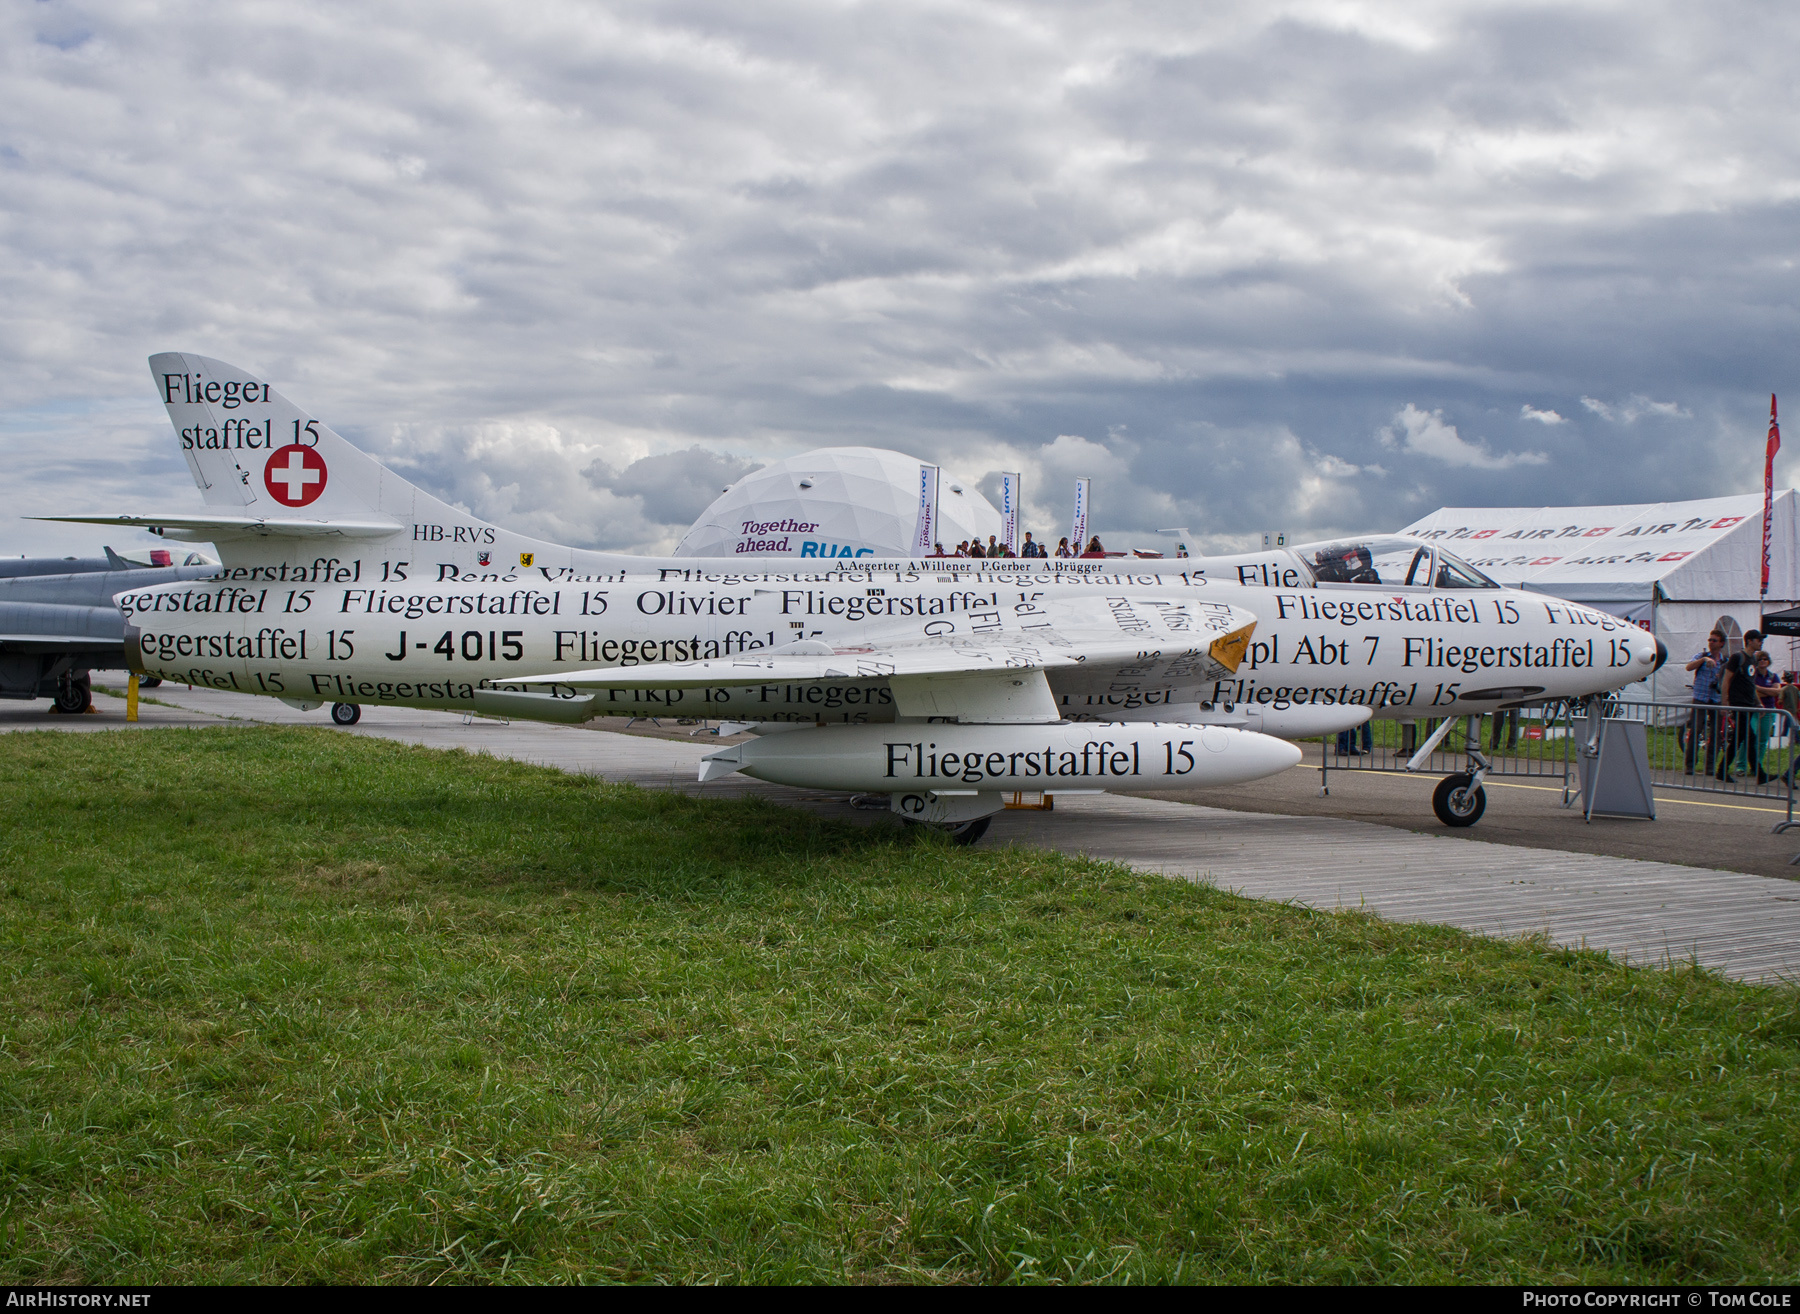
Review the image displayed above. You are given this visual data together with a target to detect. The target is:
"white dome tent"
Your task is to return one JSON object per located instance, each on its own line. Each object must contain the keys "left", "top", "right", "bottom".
{"left": 674, "top": 447, "right": 1004, "bottom": 559}
{"left": 1401, "top": 492, "right": 1800, "bottom": 699}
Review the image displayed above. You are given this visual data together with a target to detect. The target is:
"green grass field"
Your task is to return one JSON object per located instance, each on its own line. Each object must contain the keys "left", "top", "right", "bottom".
{"left": 1, "top": 727, "right": 1796, "bottom": 1284}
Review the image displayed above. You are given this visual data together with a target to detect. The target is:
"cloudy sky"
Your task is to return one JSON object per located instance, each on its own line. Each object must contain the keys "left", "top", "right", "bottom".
{"left": 4, "top": 0, "right": 1797, "bottom": 559}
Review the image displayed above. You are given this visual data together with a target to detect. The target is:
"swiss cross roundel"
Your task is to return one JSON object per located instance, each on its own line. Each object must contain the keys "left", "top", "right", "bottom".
{"left": 263, "top": 444, "right": 328, "bottom": 507}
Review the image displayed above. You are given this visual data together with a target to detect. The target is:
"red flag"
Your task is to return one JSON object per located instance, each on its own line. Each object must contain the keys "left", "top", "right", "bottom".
{"left": 1763, "top": 394, "right": 1780, "bottom": 598}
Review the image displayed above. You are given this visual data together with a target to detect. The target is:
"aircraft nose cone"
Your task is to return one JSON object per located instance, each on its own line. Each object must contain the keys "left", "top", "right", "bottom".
{"left": 1653, "top": 637, "right": 1669, "bottom": 672}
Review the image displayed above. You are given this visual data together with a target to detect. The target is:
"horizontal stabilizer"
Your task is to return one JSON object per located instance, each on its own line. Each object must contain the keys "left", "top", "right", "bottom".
{"left": 34, "top": 513, "right": 401, "bottom": 541}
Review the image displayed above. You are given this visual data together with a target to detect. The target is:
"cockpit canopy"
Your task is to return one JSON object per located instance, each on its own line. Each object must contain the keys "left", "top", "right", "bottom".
{"left": 1292, "top": 537, "right": 1499, "bottom": 589}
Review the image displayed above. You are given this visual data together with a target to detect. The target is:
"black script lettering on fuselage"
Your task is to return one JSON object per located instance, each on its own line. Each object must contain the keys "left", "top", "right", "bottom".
{"left": 1274, "top": 593, "right": 1493, "bottom": 627}
{"left": 214, "top": 559, "right": 359, "bottom": 584}
{"left": 339, "top": 588, "right": 560, "bottom": 617}
{"left": 412, "top": 525, "right": 498, "bottom": 544}
{"left": 1402, "top": 636, "right": 1593, "bottom": 672}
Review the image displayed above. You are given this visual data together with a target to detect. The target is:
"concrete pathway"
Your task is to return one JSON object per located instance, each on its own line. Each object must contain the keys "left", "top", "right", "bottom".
{"left": 11, "top": 685, "right": 1799, "bottom": 987}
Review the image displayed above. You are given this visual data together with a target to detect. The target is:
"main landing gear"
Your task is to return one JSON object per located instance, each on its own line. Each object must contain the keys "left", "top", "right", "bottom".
{"left": 330, "top": 702, "right": 362, "bottom": 726}
{"left": 52, "top": 674, "right": 92, "bottom": 714}
{"left": 886, "top": 791, "right": 1001, "bottom": 845}
{"left": 942, "top": 816, "right": 992, "bottom": 846}
{"left": 899, "top": 815, "right": 993, "bottom": 845}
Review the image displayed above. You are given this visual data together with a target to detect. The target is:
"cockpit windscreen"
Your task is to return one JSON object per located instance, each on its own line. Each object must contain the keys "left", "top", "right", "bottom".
{"left": 1298, "top": 538, "right": 1431, "bottom": 586}
{"left": 1294, "top": 538, "right": 1499, "bottom": 589}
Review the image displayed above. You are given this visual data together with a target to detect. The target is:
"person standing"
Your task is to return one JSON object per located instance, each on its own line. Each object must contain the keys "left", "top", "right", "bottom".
{"left": 1336, "top": 721, "right": 1372, "bottom": 757}
{"left": 1055, "top": 537, "right": 1072, "bottom": 559}
{"left": 1080, "top": 536, "right": 1106, "bottom": 558}
{"left": 1685, "top": 629, "right": 1725, "bottom": 775}
{"left": 1020, "top": 531, "right": 1042, "bottom": 558}
{"left": 1719, "top": 648, "right": 1764, "bottom": 782}
{"left": 1753, "top": 650, "right": 1782, "bottom": 776}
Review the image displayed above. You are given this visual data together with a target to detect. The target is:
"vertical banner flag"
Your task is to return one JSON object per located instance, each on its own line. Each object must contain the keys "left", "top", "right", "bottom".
{"left": 999, "top": 472, "right": 1021, "bottom": 555}
{"left": 911, "top": 464, "right": 940, "bottom": 555}
{"left": 1070, "top": 477, "right": 1091, "bottom": 555}
{"left": 1764, "top": 394, "right": 1781, "bottom": 598}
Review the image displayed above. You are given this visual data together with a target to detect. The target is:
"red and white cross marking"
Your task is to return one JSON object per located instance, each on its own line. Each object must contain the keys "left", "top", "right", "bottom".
{"left": 263, "top": 444, "right": 328, "bottom": 507}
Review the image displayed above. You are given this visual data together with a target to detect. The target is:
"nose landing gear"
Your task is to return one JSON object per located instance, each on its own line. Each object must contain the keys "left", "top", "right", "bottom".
{"left": 1405, "top": 713, "right": 1492, "bottom": 828}
{"left": 1432, "top": 773, "right": 1488, "bottom": 827}
{"left": 330, "top": 702, "right": 362, "bottom": 726}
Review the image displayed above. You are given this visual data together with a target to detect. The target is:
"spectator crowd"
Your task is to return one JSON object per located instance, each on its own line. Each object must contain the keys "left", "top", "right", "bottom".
{"left": 1685, "top": 627, "right": 1800, "bottom": 782}
{"left": 930, "top": 534, "right": 1112, "bottom": 558}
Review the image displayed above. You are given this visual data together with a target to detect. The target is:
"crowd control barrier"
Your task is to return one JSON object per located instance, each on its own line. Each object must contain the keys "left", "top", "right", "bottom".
{"left": 1315, "top": 697, "right": 1800, "bottom": 843}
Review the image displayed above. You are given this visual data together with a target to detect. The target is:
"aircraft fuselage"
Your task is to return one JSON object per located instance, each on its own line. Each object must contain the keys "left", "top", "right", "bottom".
{"left": 120, "top": 559, "right": 1661, "bottom": 722}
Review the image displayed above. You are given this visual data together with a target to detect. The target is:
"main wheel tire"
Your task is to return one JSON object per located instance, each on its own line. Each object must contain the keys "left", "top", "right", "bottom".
{"left": 138, "top": 677, "right": 162, "bottom": 689}
{"left": 945, "top": 816, "right": 992, "bottom": 846}
{"left": 330, "top": 702, "right": 362, "bottom": 726}
{"left": 1432, "top": 773, "right": 1486, "bottom": 827}
{"left": 52, "top": 676, "right": 92, "bottom": 714}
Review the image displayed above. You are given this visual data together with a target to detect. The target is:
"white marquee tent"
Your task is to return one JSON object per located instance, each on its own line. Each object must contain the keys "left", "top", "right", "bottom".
{"left": 1401, "top": 492, "right": 1800, "bottom": 698}
{"left": 675, "top": 447, "right": 1003, "bottom": 559}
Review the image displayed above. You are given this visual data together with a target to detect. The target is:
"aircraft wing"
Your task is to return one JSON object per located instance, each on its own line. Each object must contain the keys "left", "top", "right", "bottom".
{"left": 513, "top": 598, "right": 1256, "bottom": 724}
{"left": 33, "top": 513, "right": 401, "bottom": 540}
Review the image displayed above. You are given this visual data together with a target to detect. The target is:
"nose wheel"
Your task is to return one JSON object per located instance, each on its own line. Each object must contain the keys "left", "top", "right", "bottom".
{"left": 330, "top": 702, "right": 362, "bottom": 726}
{"left": 1433, "top": 772, "right": 1487, "bottom": 827}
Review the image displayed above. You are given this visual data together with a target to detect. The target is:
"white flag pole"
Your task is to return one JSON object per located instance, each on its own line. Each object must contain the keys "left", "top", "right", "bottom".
{"left": 1070, "top": 477, "right": 1091, "bottom": 555}
{"left": 1000, "top": 472, "right": 1021, "bottom": 555}
{"left": 911, "top": 464, "right": 940, "bottom": 554}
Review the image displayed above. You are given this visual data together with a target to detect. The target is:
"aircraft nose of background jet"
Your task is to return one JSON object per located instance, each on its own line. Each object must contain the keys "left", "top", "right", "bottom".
{"left": 1653, "top": 637, "right": 1669, "bottom": 672}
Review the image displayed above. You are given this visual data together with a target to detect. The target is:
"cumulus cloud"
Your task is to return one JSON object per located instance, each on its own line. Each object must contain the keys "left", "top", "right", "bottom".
{"left": 1380, "top": 405, "right": 1549, "bottom": 470}
{"left": 0, "top": 0, "right": 1796, "bottom": 557}
{"left": 591, "top": 447, "right": 766, "bottom": 528}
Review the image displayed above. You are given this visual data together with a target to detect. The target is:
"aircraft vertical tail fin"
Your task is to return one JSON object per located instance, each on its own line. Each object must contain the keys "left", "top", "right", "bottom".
{"left": 149, "top": 352, "right": 426, "bottom": 521}
{"left": 132, "top": 353, "right": 597, "bottom": 575}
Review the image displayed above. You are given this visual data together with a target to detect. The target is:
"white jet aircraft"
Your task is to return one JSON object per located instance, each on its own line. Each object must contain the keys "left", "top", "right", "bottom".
{"left": 46, "top": 354, "right": 1665, "bottom": 841}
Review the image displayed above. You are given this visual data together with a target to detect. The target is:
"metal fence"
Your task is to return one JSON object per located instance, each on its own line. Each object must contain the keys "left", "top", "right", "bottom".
{"left": 1317, "top": 697, "right": 1800, "bottom": 831}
